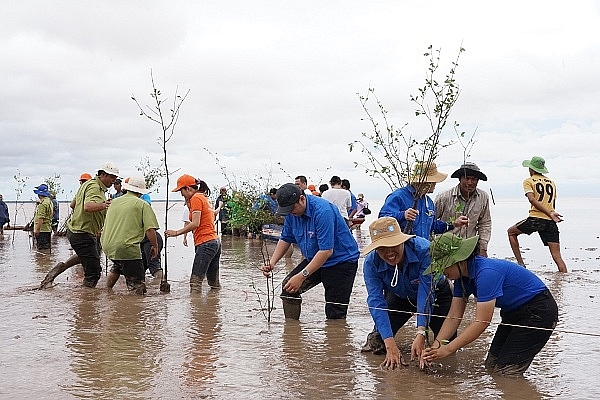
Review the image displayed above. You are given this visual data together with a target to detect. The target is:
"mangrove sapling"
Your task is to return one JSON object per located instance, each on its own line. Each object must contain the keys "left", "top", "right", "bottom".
{"left": 12, "top": 170, "right": 28, "bottom": 245}
{"left": 132, "top": 70, "right": 190, "bottom": 293}
{"left": 254, "top": 238, "right": 277, "bottom": 323}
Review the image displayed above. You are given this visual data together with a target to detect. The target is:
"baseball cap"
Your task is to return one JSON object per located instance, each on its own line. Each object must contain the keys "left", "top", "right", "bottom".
{"left": 172, "top": 174, "right": 197, "bottom": 192}
{"left": 79, "top": 173, "right": 92, "bottom": 182}
{"left": 275, "top": 183, "right": 303, "bottom": 216}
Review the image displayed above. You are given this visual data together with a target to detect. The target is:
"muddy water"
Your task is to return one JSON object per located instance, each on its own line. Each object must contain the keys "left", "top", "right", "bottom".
{"left": 1, "top": 200, "right": 600, "bottom": 399}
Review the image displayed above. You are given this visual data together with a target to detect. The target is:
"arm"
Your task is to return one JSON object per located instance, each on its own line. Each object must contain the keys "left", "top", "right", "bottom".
{"left": 477, "top": 196, "right": 492, "bottom": 256}
{"left": 423, "top": 298, "right": 495, "bottom": 362}
{"left": 182, "top": 221, "right": 190, "bottom": 246}
{"left": 145, "top": 228, "right": 159, "bottom": 259}
{"left": 525, "top": 192, "right": 562, "bottom": 222}
{"left": 84, "top": 199, "right": 111, "bottom": 213}
{"left": 165, "top": 210, "right": 200, "bottom": 238}
{"left": 262, "top": 239, "right": 293, "bottom": 276}
{"left": 282, "top": 248, "right": 333, "bottom": 293}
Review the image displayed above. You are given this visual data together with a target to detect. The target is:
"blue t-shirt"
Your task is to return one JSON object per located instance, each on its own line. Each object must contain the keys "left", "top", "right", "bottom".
{"left": 349, "top": 192, "right": 357, "bottom": 215}
{"left": 379, "top": 185, "right": 447, "bottom": 239}
{"left": 363, "top": 236, "right": 440, "bottom": 339}
{"left": 454, "top": 256, "right": 548, "bottom": 312}
{"left": 252, "top": 194, "right": 277, "bottom": 214}
{"left": 51, "top": 198, "right": 59, "bottom": 222}
{"left": 280, "top": 195, "right": 359, "bottom": 267}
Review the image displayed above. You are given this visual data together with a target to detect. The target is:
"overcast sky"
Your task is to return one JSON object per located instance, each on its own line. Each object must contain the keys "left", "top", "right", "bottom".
{"left": 1, "top": 0, "right": 599, "bottom": 204}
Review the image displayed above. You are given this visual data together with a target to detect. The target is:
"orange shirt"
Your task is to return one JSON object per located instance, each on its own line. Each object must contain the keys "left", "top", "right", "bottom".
{"left": 188, "top": 192, "right": 218, "bottom": 246}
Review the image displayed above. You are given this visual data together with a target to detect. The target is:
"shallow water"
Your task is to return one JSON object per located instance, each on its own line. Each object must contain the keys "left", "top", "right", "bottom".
{"left": 1, "top": 199, "right": 600, "bottom": 399}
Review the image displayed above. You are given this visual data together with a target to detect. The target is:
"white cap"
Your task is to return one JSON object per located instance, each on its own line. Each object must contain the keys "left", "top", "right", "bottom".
{"left": 122, "top": 176, "right": 150, "bottom": 195}
{"left": 99, "top": 162, "right": 120, "bottom": 176}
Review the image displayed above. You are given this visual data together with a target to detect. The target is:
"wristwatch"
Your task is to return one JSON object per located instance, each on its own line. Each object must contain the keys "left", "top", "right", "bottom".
{"left": 301, "top": 268, "right": 310, "bottom": 277}
{"left": 416, "top": 330, "right": 427, "bottom": 337}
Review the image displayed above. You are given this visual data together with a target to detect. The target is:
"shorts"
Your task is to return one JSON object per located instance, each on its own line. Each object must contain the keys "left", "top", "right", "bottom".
{"left": 515, "top": 217, "right": 559, "bottom": 245}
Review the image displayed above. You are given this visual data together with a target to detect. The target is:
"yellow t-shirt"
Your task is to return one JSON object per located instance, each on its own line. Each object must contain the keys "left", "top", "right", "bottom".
{"left": 35, "top": 197, "right": 54, "bottom": 232}
{"left": 67, "top": 177, "right": 109, "bottom": 235}
{"left": 101, "top": 192, "right": 160, "bottom": 260}
{"left": 523, "top": 174, "right": 557, "bottom": 220}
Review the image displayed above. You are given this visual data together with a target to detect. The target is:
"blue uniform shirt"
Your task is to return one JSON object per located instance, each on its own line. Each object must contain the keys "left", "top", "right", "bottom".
{"left": 253, "top": 194, "right": 277, "bottom": 214}
{"left": 454, "top": 256, "right": 548, "bottom": 312}
{"left": 379, "top": 185, "right": 447, "bottom": 238}
{"left": 349, "top": 192, "right": 357, "bottom": 215}
{"left": 363, "top": 236, "right": 439, "bottom": 339}
{"left": 280, "top": 195, "right": 359, "bottom": 267}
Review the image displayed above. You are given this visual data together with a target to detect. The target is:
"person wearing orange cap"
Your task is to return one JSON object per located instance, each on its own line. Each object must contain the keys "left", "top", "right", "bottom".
{"left": 379, "top": 161, "right": 468, "bottom": 238}
{"left": 165, "top": 174, "right": 221, "bottom": 291}
{"left": 79, "top": 173, "right": 92, "bottom": 185}
{"left": 307, "top": 184, "right": 320, "bottom": 196}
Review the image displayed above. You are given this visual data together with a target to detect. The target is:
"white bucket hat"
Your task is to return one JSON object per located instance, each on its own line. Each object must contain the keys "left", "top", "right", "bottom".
{"left": 99, "top": 162, "right": 120, "bottom": 176}
{"left": 122, "top": 176, "right": 150, "bottom": 195}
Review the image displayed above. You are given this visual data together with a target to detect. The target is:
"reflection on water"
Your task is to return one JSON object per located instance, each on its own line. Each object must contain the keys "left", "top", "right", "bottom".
{"left": 65, "top": 290, "right": 165, "bottom": 399}
{"left": 182, "top": 292, "right": 221, "bottom": 397}
{"left": 2, "top": 213, "right": 600, "bottom": 399}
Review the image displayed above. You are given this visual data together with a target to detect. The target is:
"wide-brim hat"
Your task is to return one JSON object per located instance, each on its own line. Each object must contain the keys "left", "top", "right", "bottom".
{"left": 122, "top": 176, "right": 150, "bottom": 195}
{"left": 99, "top": 162, "right": 120, "bottom": 177}
{"left": 275, "top": 183, "right": 303, "bottom": 216}
{"left": 172, "top": 174, "right": 197, "bottom": 192}
{"left": 522, "top": 156, "right": 548, "bottom": 174}
{"left": 409, "top": 161, "right": 447, "bottom": 183}
{"left": 34, "top": 183, "right": 51, "bottom": 197}
{"left": 451, "top": 162, "right": 487, "bottom": 181}
{"left": 361, "top": 217, "right": 415, "bottom": 255}
{"left": 424, "top": 232, "right": 479, "bottom": 275}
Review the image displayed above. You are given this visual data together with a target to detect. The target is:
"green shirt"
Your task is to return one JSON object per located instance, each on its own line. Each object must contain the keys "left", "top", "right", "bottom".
{"left": 67, "top": 177, "right": 109, "bottom": 235}
{"left": 35, "top": 197, "right": 53, "bottom": 233}
{"left": 100, "top": 192, "right": 160, "bottom": 260}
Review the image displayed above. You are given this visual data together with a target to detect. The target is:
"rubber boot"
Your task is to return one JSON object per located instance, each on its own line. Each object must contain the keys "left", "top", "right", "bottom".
{"left": 39, "top": 262, "right": 68, "bottom": 289}
{"left": 152, "top": 269, "right": 163, "bottom": 282}
{"left": 189, "top": 274, "right": 204, "bottom": 293}
{"left": 281, "top": 296, "right": 302, "bottom": 320}
{"left": 106, "top": 271, "right": 120, "bottom": 289}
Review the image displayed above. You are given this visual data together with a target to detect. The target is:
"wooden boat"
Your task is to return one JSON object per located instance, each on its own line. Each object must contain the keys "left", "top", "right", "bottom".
{"left": 261, "top": 224, "right": 283, "bottom": 242}
{"left": 349, "top": 217, "right": 365, "bottom": 230}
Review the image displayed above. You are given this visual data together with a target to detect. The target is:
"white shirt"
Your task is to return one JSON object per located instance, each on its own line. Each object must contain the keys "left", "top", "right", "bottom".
{"left": 322, "top": 188, "right": 351, "bottom": 219}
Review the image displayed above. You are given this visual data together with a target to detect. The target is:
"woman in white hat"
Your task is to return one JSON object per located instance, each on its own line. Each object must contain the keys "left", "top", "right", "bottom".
{"left": 422, "top": 232, "right": 558, "bottom": 375}
{"left": 361, "top": 217, "right": 454, "bottom": 370}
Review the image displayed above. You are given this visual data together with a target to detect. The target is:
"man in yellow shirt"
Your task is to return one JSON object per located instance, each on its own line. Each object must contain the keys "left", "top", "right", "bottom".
{"left": 507, "top": 156, "right": 568, "bottom": 272}
{"left": 39, "top": 162, "right": 119, "bottom": 288}
{"left": 102, "top": 176, "right": 159, "bottom": 295}
{"left": 33, "top": 184, "right": 54, "bottom": 250}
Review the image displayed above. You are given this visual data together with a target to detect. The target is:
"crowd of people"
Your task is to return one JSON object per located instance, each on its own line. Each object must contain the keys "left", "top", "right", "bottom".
{"left": 8, "top": 154, "right": 567, "bottom": 377}
{"left": 263, "top": 156, "right": 564, "bottom": 376}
